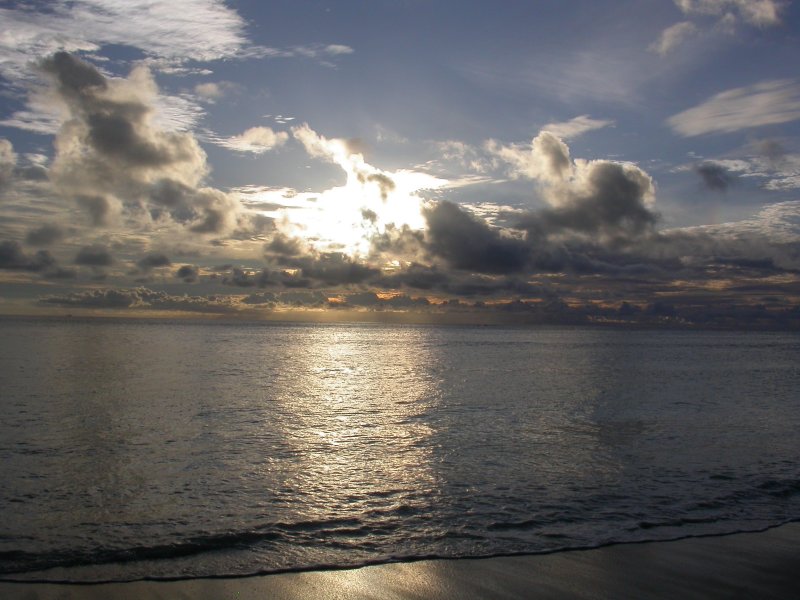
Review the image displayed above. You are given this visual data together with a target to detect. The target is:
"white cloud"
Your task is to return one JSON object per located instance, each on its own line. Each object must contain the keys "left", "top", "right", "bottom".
{"left": 541, "top": 115, "right": 614, "bottom": 139}
{"left": 649, "top": 21, "right": 698, "bottom": 55}
{"left": 219, "top": 127, "right": 289, "bottom": 154}
{"left": 674, "top": 0, "right": 783, "bottom": 27}
{"left": 195, "top": 82, "right": 224, "bottom": 101}
{"left": 0, "top": 139, "right": 17, "bottom": 187}
{"left": 325, "top": 44, "right": 355, "bottom": 56}
{"left": 668, "top": 80, "right": 800, "bottom": 136}
{"left": 0, "top": 1, "right": 249, "bottom": 83}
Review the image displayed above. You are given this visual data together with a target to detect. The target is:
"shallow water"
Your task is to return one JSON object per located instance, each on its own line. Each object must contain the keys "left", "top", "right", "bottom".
{"left": 1, "top": 318, "right": 799, "bottom": 581}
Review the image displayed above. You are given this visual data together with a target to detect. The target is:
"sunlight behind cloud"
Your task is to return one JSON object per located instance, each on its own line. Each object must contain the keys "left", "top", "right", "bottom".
{"left": 248, "top": 124, "right": 449, "bottom": 255}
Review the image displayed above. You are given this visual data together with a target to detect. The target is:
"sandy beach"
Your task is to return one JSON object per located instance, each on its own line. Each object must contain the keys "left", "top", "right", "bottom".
{"left": 2, "top": 522, "right": 798, "bottom": 599}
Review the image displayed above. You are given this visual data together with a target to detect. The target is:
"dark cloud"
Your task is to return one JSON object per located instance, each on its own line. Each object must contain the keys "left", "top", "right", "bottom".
{"left": 377, "top": 262, "right": 449, "bottom": 290}
{"left": 43, "top": 267, "right": 78, "bottom": 280}
{"left": 26, "top": 224, "right": 65, "bottom": 246}
{"left": 265, "top": 233, "right": 306, "bottom": 259}
{"left": 295, "top": 252, "right": 379, "bottom": 285}
{"left": 0, "top": 241, "right": 55, "bottom": 271}
{"left": 756, "top": 139, "right": 787, "bottom": 168}
{"left": 75, "top": 194, "right": 116, "bottom": 226}
{"left": 175, "top": 264, "right": 199, "bottom": 282}
{"left": 527, "top": 161, "right": 657, "bottom": 240}
{"left": 424, "top": 201, "right": 530, "bottom": 274}
{"left": 75, "top": 245, "right": 112, "bottom": 267}
{"left": 137, "top": 253, "right": 171, "bottom": 271}
{"left": 41, "top": 51, "right": 106, "bottom": 96}
{"left": 271, "top": 251, "right": 379, "bottom": 286}
{"left": 696, "top": 162, "right": 735, "bottom": 192}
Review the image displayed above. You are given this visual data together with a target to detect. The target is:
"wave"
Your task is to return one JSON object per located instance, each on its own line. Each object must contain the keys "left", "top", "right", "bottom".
{"left": 2, "top": 518, "right": 798, "bottom": 585}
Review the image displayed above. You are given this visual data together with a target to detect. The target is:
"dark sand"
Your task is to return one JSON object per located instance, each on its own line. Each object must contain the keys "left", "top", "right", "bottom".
{"left": 2, "top": 522, "right": 799, "bottom": 599}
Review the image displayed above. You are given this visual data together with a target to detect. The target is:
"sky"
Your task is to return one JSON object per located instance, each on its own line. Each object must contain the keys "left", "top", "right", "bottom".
{"left": 1, "top": 0, "right": 800, "bottom": 327}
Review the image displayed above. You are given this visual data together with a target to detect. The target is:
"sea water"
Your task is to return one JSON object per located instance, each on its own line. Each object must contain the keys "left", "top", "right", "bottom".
{"left": 1, "top": 318, "right": 799, "bottom": 581}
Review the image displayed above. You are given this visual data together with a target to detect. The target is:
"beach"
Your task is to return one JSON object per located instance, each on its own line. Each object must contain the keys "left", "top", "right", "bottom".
{"left": 2, "top": 522, "right": 798, "bottom": 599}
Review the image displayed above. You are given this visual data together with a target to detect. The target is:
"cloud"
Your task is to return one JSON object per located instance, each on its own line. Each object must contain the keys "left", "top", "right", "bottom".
{"left": 423, "top": 201, "right": 530, "bottom": 274}
{"left": 0, "top": 139, "right": 17, "bottom": 189}
{"left": 75, "top": 245, "right": 113, "bottom": 267}
{"left": 193, "top": 81, "right": 238, "bottom": 102}
{"left": 278, "top": 252, "right": 381, "bottom": 286}
{"left": 0, "top": 241, "right": 55, "bottom": 272}
{"left": 35, "top": 52, "right": 240, "bottom": 234}
{"left": 0, "top": 1, "right": 249, "bottom": 84}
{"left": 38, "top": 287, "right": 243, "bottom": 313}
{"left": 137, "top": 253, "right": 171, "bottom": 271}
{"left": 486, "top": 131, "right": 572, "bottom": 183}
{"left": 668, "top": 80, "right": 800, "bottom": 136}
{"left": 26, "top": 224, "right": 65, "bottom": 246}
{"left": 649, "top": 21, "right": 698, "bottom": 55}
{"left": 674, "top": 0, "right": 784, "bottom": 27}
{"left": 218, "top": 127, "right": 289, "bottom": 154}
{"left": 489, "top": 131, "right": 656, "bottom": 235}
{"left": 524, "top": 160, "right": 657, "bottom": 241}
{"left": 252, "top": 44, "right": 355, "bottom": 62}
{"left": 324, "top": 44, "right": 355, "bottom": 56}
{"left": 696, "top": 161, "right": 735, "bottom": 191}
{"left": 541, "top": 115, "right": 614, "bottom": 139}
{"left": 175, "top": 265, "right": 199, "bottom": 282}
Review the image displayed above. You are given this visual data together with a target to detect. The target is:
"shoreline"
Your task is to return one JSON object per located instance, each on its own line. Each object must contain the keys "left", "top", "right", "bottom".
{"left": 2, "top": 522, "right": 799, "bottom": 599}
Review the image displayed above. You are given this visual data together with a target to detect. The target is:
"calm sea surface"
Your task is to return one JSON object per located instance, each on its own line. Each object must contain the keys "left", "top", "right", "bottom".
{"left": 1, "top": 318, "right": 799, "bottom": 581}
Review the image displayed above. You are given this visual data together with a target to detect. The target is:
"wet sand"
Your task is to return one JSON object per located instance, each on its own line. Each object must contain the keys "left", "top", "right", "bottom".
{"left": 2, "top": 522, "right": 799, "bottom": 599}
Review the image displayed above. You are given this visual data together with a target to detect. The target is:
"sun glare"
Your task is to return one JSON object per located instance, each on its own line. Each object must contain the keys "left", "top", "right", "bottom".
{"left": 246, "top": 144, "right": 446, "bottom": 256}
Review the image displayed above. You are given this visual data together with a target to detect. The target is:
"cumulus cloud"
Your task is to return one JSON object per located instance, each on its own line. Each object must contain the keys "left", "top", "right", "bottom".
{"left": 489, "top": 131, "right": 656, "bottom": 240}
{"left": 36, "top": 52, "right": 240, "bottom": 234}
{"left": 486, "top": 131, "right": 572, "bottom": 183}
{"left": 219, "top": 127, "right": 289, "bottom": 154}
{"left": 423, "top": 201, "right": 530, "bottom": 274}
{"left": 668, "top": 80, "right": 800, "bottom": 136}
{"left": 541, "top": 115, "right": 614, "bottom": 139}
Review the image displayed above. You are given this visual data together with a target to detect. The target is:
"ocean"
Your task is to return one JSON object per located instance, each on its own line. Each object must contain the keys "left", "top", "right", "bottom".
{"left": 1, "top": 317, "right": 799, "bottom": 582}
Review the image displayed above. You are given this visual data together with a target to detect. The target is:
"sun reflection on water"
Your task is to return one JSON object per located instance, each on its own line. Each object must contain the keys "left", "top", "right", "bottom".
{"left": 270, "top": 325, "right": 441, "bottom": 526}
